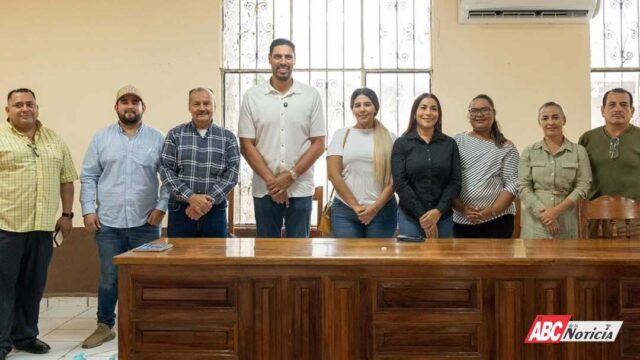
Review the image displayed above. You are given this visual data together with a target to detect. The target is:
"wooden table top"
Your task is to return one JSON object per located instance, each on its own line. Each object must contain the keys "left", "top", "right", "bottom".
{"left": 113, "top": 237, "right": 640, "bottom": 266}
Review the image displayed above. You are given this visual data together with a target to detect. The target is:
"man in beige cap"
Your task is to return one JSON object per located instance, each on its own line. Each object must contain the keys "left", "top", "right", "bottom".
{"left": 79, "top": 85, "right": 169, "bottom": 348}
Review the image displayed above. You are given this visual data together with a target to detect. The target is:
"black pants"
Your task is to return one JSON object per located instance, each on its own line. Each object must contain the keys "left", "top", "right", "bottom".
{"left": 0, "top": 229, "right": 53, "bottom": 355}
{"left": 453, "top": 214, "right": 515, "bottom": 238}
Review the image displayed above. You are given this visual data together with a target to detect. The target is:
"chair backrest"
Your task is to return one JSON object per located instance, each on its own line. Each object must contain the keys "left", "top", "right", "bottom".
{"left": 578, "top": 195, "right": 640, "bottom": 239}
{"left": 513, "top": 197, "right": 521, "bottom": 238}
{"left": 311, "top": 186, "right": 324, "bottom": 237}
{"left": 227, "top": 188, "right": 235, "bottom": 236}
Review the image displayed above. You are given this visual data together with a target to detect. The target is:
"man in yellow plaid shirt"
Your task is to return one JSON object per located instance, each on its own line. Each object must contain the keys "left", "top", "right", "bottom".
{"left": 0, "top": 88, "right": 77, "bottom": 359}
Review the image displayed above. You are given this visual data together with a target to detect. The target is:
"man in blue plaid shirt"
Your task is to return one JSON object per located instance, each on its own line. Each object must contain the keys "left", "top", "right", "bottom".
{"left": 160, "top": 88, "right": 239, "bottom": 237}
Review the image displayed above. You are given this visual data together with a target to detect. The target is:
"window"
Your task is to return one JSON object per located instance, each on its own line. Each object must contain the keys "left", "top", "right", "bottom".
{"left": 590, "top": 0, "right": 640, "bottom": 127}
{"left": 223, "top": 0, "right": 432, "bottom": 224}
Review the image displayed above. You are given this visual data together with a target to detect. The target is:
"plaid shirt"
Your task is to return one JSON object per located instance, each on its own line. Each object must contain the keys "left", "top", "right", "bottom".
{"left": 160, "top": 121, "right": 239, "bottom": 205}
{"left": 0, "top": 121, "right": 78, "bottom": 232}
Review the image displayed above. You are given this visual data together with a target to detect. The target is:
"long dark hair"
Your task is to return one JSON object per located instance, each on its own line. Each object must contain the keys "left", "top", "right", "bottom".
{"left": 404, "top": 93, "right": 442, "bottom": 136}
{"left": 471, "top": 94, "right": 507, "bottom": 147}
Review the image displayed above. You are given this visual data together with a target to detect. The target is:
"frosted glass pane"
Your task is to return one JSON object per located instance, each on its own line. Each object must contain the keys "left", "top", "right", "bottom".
{"left": 327, "top": 0, "right": 344, "bottom": 68}
{"left": 310, "top": 0, "right": 327, "bottom": 68}
{"left": 256, "top": 0, "right": 274, "bottom": 69}
{"left": 223, "top": 0, "right": 240, "bottom": 68}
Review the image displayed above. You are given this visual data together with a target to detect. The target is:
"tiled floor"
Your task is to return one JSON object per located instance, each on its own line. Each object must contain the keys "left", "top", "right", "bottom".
{"left": 6, "top": 297, "right": 117, "bottom": 360}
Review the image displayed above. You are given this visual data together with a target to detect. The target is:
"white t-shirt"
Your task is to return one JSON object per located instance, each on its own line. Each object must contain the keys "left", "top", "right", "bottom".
{"left": 238, "top": 80, "right": 326, "bottom": 197}
{"left": 327, "top": 127, "right": 396, "bottom": 207}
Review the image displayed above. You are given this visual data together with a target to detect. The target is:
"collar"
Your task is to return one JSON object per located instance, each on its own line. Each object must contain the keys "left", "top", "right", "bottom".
{"left": 6, "top": 120, "right": 42, "bottom": 138}
{"left": 117, "top": 122, "right": 144, "bottom": 135}
{"left": 405, "top": 129, "right": 446, "bottom": 142}
{"left": 532, "top": 137, "right": 573, "bottom": 153}
{"left": 264, "top": 78, "right": 300, "bottom": 96}
{"left": 189, "top": 119, "right": 214, "bottom": 132}
{"left": 603, "top": 124, "right": 636, "bottom": 138}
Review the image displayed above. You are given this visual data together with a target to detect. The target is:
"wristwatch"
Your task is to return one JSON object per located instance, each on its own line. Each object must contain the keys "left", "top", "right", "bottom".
{"left": 61, "top": 212, "right": 74, "bottom": 219}
{"left": 289, "top": 169, "right": 298, "bottom": 181}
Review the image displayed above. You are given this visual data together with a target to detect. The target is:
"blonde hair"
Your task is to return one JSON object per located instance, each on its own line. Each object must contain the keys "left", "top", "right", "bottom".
{"left": 372, "top": 118, "right": 393, "bottom": 185}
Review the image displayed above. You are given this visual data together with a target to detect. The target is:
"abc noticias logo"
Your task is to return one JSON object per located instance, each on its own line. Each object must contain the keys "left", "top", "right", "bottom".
{"left": 525, "top": 315, "right": 623, "bottom": 344}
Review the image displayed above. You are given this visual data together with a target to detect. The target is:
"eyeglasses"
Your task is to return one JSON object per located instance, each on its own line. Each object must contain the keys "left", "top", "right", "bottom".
{"left": 468, "top": 107, "right": 493, "bottom": 116}
{"left": 609, "top": 137, "right": 620, "bottom": 159}
{"left": 27, "top": 143, "right": 39, "bottom": 157}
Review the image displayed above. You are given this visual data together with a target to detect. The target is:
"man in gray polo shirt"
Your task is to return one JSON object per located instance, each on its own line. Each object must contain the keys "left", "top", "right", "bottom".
{"left": 238, "top": 38, "right": 326, "bottom": 238}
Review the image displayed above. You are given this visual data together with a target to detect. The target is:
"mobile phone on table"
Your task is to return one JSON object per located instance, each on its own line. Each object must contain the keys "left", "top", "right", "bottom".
{"left": 396, "top": 234, "right": 425, "bottom": 242}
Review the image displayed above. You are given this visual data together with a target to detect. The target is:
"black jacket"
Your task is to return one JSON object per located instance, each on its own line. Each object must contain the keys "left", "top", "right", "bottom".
{"left": 391, "top": 130, "right": 462, "bottom": 220}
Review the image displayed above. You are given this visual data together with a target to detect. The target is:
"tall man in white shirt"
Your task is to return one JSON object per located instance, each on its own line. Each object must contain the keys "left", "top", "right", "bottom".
{"left": 238, "top": 38, "right": 326, "bottom": 237}
{"left": 80, "top": 86, "right": 169, "bottom": 348}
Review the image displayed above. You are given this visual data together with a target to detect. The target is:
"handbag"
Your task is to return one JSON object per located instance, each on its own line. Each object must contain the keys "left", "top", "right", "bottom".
{"left": 318, "top": 128, "right": 351, "bottom": 234}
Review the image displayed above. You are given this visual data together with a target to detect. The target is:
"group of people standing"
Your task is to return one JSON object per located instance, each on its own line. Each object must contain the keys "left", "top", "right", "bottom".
{"left": 0, "top": 37, "right": 638, "bottom": 359}
{"left": 332, "top": 86, "right": 637, "bottom": 241}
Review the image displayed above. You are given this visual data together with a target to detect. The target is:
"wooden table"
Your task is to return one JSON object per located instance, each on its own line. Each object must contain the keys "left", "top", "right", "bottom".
{"left": 114, "top": 238, "right": 640, "bottom": 359}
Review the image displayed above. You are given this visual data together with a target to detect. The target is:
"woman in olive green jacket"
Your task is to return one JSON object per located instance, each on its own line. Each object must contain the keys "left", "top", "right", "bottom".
{"left": 517, "top": 102, "right": 592, "bottom": 239}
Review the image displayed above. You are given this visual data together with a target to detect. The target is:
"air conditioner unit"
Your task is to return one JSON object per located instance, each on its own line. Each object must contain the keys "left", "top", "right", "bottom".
{"left": 458, "top": 0, "right": 600, "bottom": 24}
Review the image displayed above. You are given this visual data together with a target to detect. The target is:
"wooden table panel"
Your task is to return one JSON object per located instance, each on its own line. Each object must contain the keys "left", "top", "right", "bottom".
{"left": 115, "top": 238, "right": 640, "bottom": 359}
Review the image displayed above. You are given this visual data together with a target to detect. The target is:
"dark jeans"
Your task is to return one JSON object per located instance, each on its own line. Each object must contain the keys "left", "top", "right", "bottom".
{"left": 397, "top": 207, "right": 454, "bottom": 238}
{"left": 254, "top": 196, "right": 312, "bottom": 238}
{"left": 95, "top": 223, "right": 160, "bottom": 327}
{"left": 0, "top": 230, "right": 53, "bottom": 355}
{"left": 331, "top": 198, "right": 398, "bottom": 238}
{"left": 453, "top": 214, "right": 515, "bottom": 238}
{"left": 167, "top": 200, "right": 228, "bottom": 238}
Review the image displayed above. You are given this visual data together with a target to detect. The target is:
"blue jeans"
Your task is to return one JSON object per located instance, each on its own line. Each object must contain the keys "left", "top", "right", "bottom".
{"left": 397, "top": 207, "right": 453, "bottom": 238}
{"left": 331, "top": 198, "right": 398, "bottom": 238}
{"left": 95, "top": 223, "right": 160, "bottom": 327}
{"left": 254, "top": 196, "right": 312, "bottom": 238}
{"left": 167, "top": 200, "right": 227, "bottom": 238}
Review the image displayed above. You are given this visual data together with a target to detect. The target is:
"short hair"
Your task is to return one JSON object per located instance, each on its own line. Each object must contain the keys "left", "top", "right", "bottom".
{"left": 269, "top": 38, "right": 295, "bottom": 55}
{"left": 538, "top": 101, "right": 565, "bottom": 117}
{"left": 188, "top": 87, "right": 214, "bottom": 98}
{"left": 7, "top": 88, "right": 36, "bottom": 103}
{"left": 350, "top": 88, "right": 380, "bottom": 116}
{"left": 602, "top": 88, "right": 634, "bottom": 107}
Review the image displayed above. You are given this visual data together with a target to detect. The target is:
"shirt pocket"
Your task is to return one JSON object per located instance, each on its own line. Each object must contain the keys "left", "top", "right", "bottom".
{"left": 558, "top": 162, "right": 578, "bottom": 187}
{"left": 132, "top": 143, "right": 160, "bottom": 169}
{"left": 528, "top": 160, "right": 547, "bottom": 180}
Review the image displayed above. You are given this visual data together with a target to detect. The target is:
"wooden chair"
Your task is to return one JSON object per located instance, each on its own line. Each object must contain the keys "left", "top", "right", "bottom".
{"left": 227, "top": 188, "right": 235, "bottom": 236}
{"left": 512, "top": 197, "right": 521, "bottom": 238}
{"left": 578, "top": 195, "right": 640, "bottom": 239}
{"left": 311, "top": 186, "right": 324, "bottom": 237}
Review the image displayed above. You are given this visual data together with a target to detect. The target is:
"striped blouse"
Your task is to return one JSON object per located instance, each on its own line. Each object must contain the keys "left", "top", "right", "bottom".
{"left": 453, "top": 132, "right": 519, "bottom": 225}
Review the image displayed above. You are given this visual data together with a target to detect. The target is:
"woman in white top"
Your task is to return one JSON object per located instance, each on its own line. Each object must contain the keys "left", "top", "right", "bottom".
{"left": 327, "top": 88, "right": 397, "bottom": 238}
{"left": 452, "top": 94, "right": 519, "bottom": 238}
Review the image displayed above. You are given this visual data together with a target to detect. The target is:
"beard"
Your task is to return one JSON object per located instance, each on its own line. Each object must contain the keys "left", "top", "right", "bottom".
{"left": 118, "top": 111, "right": 142, "bottom": 125}
{"left": 273, "top": 66, "right": 292, "bottom": 82}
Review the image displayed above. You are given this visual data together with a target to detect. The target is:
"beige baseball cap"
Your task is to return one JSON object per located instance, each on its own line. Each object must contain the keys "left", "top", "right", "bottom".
{"left": 115, "top": 85, "right": 144, "bottom": 104}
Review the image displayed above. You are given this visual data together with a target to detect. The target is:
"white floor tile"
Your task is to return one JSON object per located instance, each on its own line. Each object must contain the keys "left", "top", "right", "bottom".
{"left": 67, "top": 341, "right": 117, "bottom": 358}
{"left": 42, "top": 329, "right": 93, "bottom": 342}
{"left": 40, "top": 307, "right": 89, "bottom": 319}
{"left": 87, "top": 297, "right": 98, "bottom": 307}
{"left": 39, "top": 299, "right": 49, "bottom": 313}
{"left": 46, "top": 297, "right": 88, "bottom": 308}
{"left": 38, "top": 317, "right": 70, "bottom": 332}
{"left": 74, "top": 308, "right": 97, "bottom": 320}
{"left": 8, "top": 298, "right": 118, "bottom": 360}
{"left": 58, "top": 318, "right": 96, "bottom": 331}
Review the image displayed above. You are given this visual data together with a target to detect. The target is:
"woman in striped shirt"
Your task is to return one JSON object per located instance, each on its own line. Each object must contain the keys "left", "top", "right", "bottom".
{"left": 452, "top": 94, "right": 519, "bottom": 238}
